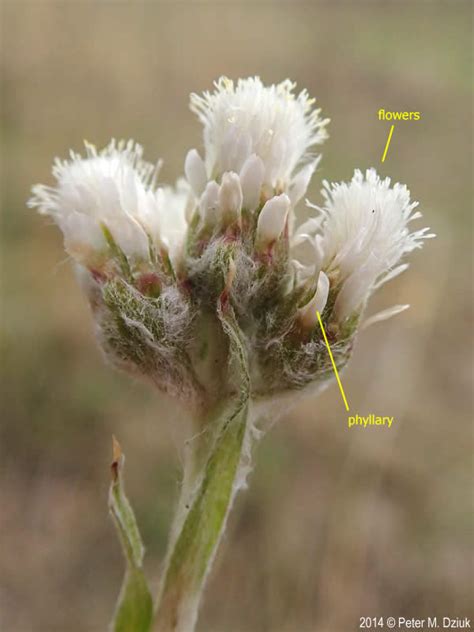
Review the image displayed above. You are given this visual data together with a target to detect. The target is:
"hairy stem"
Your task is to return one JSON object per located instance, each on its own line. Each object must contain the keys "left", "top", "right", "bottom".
{"left": 154, "top": 302, "right": 251, "bottom": 632}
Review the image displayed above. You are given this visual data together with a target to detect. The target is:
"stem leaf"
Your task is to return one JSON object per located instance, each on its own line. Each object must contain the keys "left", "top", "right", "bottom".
{"left": 109, "top": 437, "right": 153, "bottom": 632}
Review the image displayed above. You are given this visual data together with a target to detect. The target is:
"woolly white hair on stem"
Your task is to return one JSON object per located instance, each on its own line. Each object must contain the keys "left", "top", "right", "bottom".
{"left": 190, "top": 76, "right": 329, "bottom": 191}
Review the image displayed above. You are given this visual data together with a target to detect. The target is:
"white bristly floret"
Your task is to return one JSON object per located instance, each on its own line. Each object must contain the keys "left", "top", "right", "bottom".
{"left": 190, "top": 76, "right": 329, "bottom": 193}
{"left": 310, "top": 168, "right": 434, "bottom": 320}
{"left": 28, "top": 140, "right": 188, "bottom": 270}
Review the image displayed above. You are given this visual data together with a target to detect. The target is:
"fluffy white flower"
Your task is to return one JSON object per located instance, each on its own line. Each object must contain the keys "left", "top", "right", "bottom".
{"left": 29, "top": 140, "right": 188, "bottom": 270}
{"left": 190, "top": 76, "right": 329, "bottom": 193}
{"left": 308, "top": 168, "right": 434, "bottom": 320}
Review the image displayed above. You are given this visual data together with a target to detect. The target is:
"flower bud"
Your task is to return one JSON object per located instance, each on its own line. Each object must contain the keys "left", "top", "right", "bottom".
{"left": 199, "top": 180, "right": 220, "bottom": 226}
{"left": 255, "top": 193, "right": 290, "bottom": 248}
{"left": 218, "top": 172, "right": 242, "bottom": 224}
{"left": 239, "top": 154, "right": 264, "bottom": 212}
{"left": 297, "top": 271, "right": 330, "bottom": 329}
{"left": 185, "top": 149, "right": 207, "bottom": 197}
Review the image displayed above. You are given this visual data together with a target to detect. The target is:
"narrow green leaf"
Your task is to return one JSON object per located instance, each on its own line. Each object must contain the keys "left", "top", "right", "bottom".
{"left": 109, "top": 437, "right": 153, "bottom": 632}
{"left": 113, "top": 568, "right": 153, "bottom": 632}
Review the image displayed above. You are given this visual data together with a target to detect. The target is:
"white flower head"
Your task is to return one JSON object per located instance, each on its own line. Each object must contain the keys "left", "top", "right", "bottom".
{"left": 312, "top": 168, "right": 434, "bottom": 320}
{"left": 190, "top": 76, "right": 329, "bottom": 194}
{"left": 29, "top": 140, "right": 188, "bottom": 270}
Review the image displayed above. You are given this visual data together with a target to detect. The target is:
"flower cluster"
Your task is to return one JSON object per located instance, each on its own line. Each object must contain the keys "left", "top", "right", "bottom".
{"left": 29, "top": 77, "right": 433, "bottom": 409}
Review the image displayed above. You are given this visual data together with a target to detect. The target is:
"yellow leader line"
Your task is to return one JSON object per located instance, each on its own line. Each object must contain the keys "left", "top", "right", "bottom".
{"left": 381, "top": 124, "right": 395, "bottom": 163}
{"left": 316, "top": 311, "right": 350, "bottom": 412}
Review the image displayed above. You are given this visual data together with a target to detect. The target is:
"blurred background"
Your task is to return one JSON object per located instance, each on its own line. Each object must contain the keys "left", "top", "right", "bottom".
{"left": 1, "top": 1, "right": 472, "bottom": 631}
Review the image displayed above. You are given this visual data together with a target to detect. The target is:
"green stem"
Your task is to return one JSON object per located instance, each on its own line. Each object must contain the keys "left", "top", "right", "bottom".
{"left": 154, "top": 302, "right": 250, "bottom": 632}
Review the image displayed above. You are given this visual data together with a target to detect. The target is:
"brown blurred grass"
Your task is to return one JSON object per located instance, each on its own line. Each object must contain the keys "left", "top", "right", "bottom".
{"left": 1, "top": 2, "right": 473, "bottom": 631}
